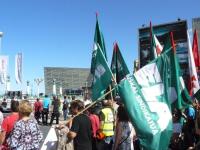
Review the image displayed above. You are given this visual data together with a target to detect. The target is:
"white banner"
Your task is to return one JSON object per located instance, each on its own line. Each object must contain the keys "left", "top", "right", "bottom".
{"left": 0, "top": 55, "right": 9, "bottom": 84}
{"left": 15, "top": 53, "right": 22, "bottom": 84}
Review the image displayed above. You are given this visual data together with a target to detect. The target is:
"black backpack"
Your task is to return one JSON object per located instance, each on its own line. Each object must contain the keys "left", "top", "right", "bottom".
{"left": 63, "top": 100, "right": 69, "bottom": 110}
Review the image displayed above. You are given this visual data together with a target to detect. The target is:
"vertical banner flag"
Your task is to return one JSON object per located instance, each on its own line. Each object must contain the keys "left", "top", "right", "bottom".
{"left": 187, "top": 30, "right": 200, "bottom": 95}
{"left": 90, "top": 44, "right": 112, "bottom": 101}
{"left": 192, "top": 29, "right": 200, "bottom": 68}
{"left": 15, "top": 53, "right": 22, "bottom": 84}
{"left": 91, "top": 15, "right": 107, "bottom": 75}
{"left": 162, "top": 32, "right": 192, "bottom": 109}
{"left": 109, "top": 43, "right": 130, "bottom": 97}
{"left": 150, "top": 22, "right": 163, "bottom": 59}
{"left": 0, "top": 56, "right": 8, "bottom": 84}
{"left": 111, "top": 43, "right": 130, "bottom": 84}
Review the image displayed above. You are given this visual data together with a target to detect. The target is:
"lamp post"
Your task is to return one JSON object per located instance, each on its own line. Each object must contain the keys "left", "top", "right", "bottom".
{"left": 0, "top": 32, "right": 3, "bottom": 54}
{"left": 26, "top": 81, "right": 30, "bottom": 96}
{"left": 5, "top": 75, "right": 10, "bottom": 93}
{"left": 34, "top": 78, "right": 43, "bottom": 97}
{"left": 85, "top": 81, "right": 88, "bottom": 100}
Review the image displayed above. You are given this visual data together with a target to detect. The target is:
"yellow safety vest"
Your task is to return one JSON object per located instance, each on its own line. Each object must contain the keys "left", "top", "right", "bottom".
{"left": 101, "top": 108, "right": 114, "bottom": 136}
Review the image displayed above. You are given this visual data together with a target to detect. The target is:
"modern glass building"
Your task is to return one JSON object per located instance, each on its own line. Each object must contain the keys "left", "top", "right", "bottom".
{"left": 44, "top": 67, "right": 92, "bottom": 96}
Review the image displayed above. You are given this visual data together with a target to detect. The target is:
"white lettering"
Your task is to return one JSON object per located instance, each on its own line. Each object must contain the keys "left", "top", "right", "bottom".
{"left": 126, "top": 74, "right": 159, "bottom": 135}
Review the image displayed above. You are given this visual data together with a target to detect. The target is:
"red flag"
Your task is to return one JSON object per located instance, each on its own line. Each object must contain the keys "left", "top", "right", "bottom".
{"left": 192, "top": 29, "right": 200, "bottom": 67}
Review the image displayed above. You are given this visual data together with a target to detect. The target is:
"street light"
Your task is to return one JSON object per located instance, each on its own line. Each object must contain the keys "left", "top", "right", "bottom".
{"left": 5, "top": 75, "right": 10, "bottom": 93}
{"left": 34, "top": 78, "right": 43, "bottom": 97}
{"left": 85, "top": 81, "right": 88, "bottom": 100}
{"left": 0, "top": 32, "right": 3, "bottom": 54}
{"left": 26, "top": 80, "right": 30, "bottom": 96}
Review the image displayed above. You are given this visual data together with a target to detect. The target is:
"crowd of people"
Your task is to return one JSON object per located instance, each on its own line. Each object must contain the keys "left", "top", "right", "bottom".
{"left": 57, "top": 97, "right": 200, "bottom": 150}
{"left": 0, "top": 95, "right": 70, "bottom": 150}
{"left": 0, "top": 99, "right": 43, "bottom": 149}
{"left": 58, "top": 97, "right": 138, "bottom": 150}
{"left": 1, "top": 95, "right": 200, "bottom": 150}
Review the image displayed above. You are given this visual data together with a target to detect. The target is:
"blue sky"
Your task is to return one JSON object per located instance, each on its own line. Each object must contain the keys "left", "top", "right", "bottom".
{"left": 0, "top": 0, "right": 199, "bottom": 95}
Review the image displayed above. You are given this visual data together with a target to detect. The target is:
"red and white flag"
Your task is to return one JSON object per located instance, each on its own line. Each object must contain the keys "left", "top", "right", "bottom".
{"left": 0, "top": 56, "right": 8, "bottom": 84}
{"left": 15, "top": 53, "right": 22, "bottom": 84}
{"left": 150, "top": 22, "right": 163, "bottom": 58}
{"left": 192, "top": 29, "right": 200, "bottom": 68}
{"left": 188, "top": 30, "right": 200, "bottom": 95}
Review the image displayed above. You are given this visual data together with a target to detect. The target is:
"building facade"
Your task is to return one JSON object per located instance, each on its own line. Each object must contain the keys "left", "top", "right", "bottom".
{"left": 138, "top": 20, "right": 189, "bottom": 83}
{"left": 44, "top": 67, "right": 92, "bottom": 96}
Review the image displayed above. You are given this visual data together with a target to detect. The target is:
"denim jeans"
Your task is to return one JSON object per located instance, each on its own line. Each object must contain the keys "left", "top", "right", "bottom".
{"left": 63, "top": 109, "right": 68, "bottom": 120}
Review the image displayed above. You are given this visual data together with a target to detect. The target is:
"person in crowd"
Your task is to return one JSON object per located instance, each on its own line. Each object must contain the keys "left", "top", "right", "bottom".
{"left": 98, "top": 99, "right": 115, "bottom": 150}
{"left": 92, "top": 102, "right": 103, "bottom": 117}
{"left": 85, "top": 105, "right": 100, "bottom": 150}
{"left": 63, "top": 96, "right": 70, "bottom": 120}
{"left": 113, "top": 105, "right": 136, "bottom": 150}
{"left": 50, "top": 97, "right": 61, "bottom": 125}
{"left": 0, "top": 109, "right": 4, "bottom": 150}
{"left": 169, "top": 108, "right": 183, "bottom": 150}
{"left": 72, "top": 96, "right": 76, "bottom": 101}
{"left": 7, "top": 100, "right": 43, "bottom": 149}
{"left": 67, "top": 100, "right": 92, "bottom": 150}
{"left": 1, "top": 99, "right": 7, "bottom": 110}
{"left": 183, "top": 104, "right": 196, "bottom": 149}
{"left": 0, "top": 110, "right": 3, "bottom": 131}
{"left": 0, "top": 100, "right": 19, "bottom": 148}
{"left": 42, "top": 95, "right": 51, "bottom": 125}
{"left": 34, "top": 98, "right": 43, "bottom": 124}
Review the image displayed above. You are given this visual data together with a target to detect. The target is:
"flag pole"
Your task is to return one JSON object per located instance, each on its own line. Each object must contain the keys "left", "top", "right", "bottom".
{"left": 60, "top": 87, "right": 116, "bottom": 126}
{"left": 109, "top": 42, "right": 116, "bottom": 107}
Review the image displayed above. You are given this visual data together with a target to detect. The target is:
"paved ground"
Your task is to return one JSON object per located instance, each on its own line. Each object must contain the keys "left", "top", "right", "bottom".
{"left": 37, "top": 114, "right": 68, "bottom": 150}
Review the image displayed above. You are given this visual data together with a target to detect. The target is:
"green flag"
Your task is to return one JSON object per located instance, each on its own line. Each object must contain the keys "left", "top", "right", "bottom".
{"left": 91, "top": 44, "right": 112, "bottom": 101}
{"left": 162, "top": 32, "right": 192, "bottom": 109}
{"left": 118, "top": 50, "right": 174, "bottom": 150}
{"left": 111, "top": 43, "right": 130, "bottom": 83}
{"left": 106, "top": 42, "right": 129, "bottom": 98}
{"left": 91, "top": 17, "right": 107, "bottom": 74}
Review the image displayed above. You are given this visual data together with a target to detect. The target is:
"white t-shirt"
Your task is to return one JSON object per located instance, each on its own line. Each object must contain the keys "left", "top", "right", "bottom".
{"left": 0, "top": 111, "right": 4, "bottom": 131}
